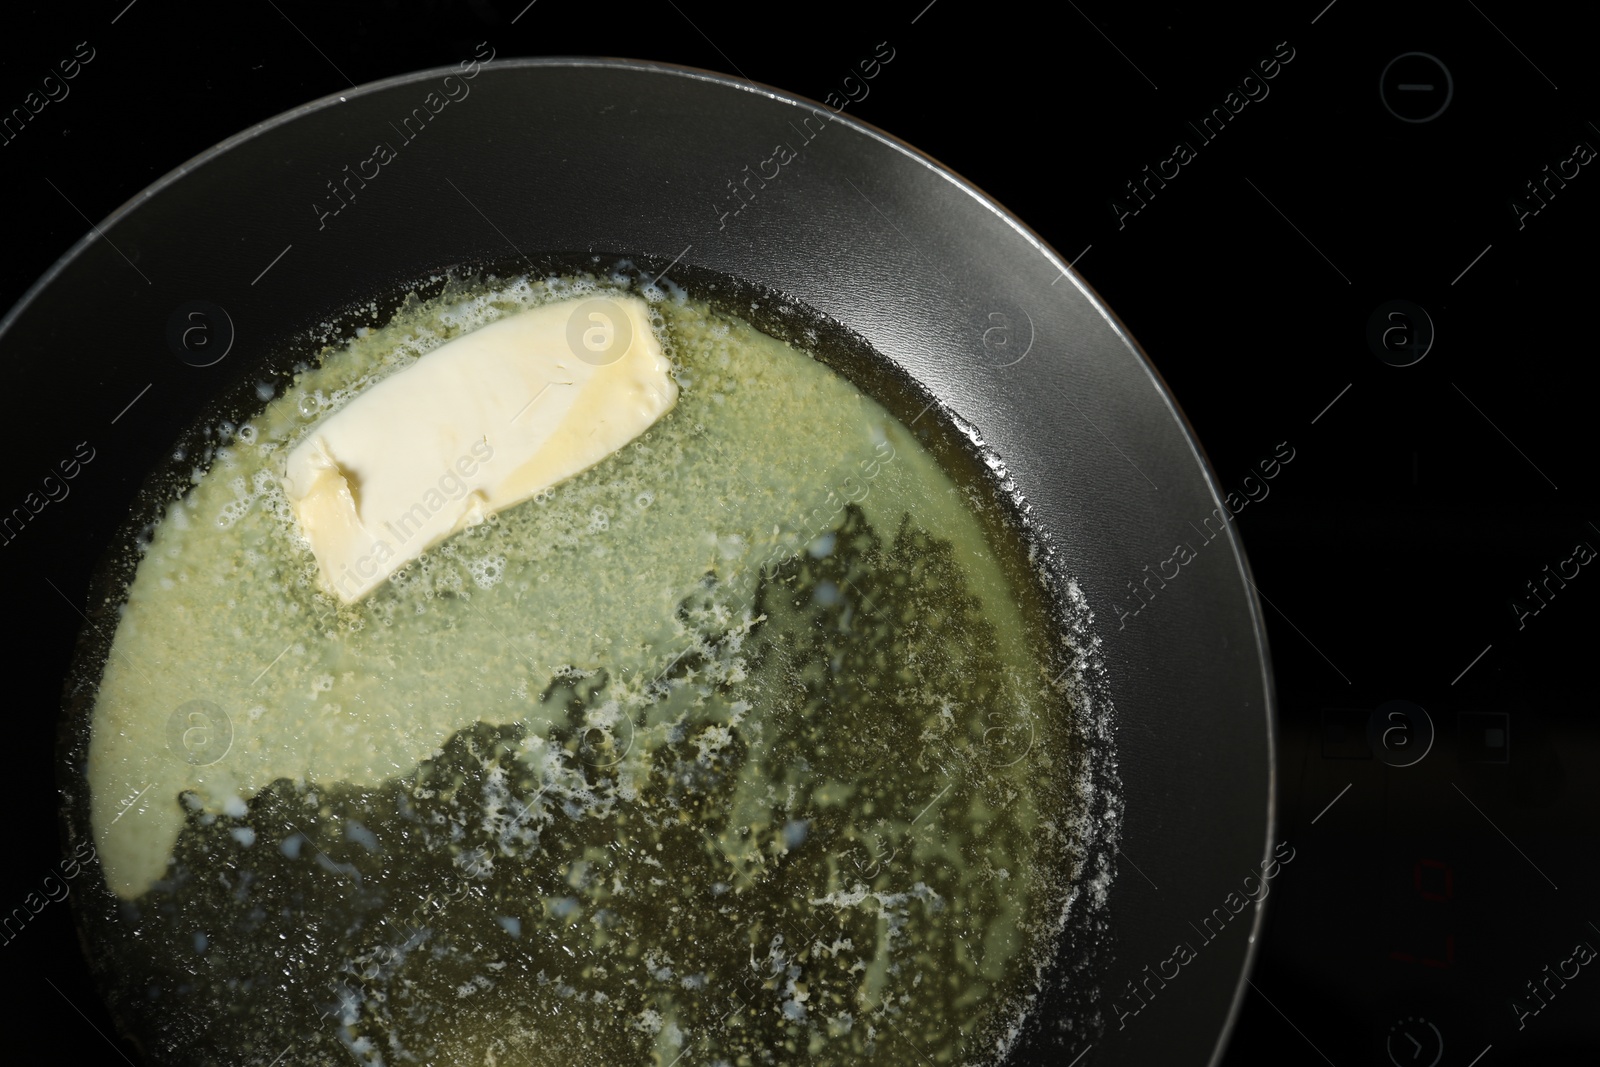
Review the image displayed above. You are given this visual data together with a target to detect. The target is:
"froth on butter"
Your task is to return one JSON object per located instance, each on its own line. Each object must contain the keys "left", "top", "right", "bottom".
{"left": 283, "top": 295, "right": 678, "bottom": 602}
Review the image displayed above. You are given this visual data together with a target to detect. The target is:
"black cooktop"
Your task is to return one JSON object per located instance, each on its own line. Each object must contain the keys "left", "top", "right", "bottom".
{"left": 2, "top": 1, "right": 1594, "bottom": 1063}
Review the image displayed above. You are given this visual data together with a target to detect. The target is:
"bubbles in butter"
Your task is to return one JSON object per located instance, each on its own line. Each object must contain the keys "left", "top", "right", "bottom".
{"left": 78, "top": 271, "right": 1097, "bottom": 1066}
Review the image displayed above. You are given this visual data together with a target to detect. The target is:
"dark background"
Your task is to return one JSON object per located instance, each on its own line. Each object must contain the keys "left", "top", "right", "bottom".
{"left": 2, "top": 0, "right": 1596, "bottom": 1064}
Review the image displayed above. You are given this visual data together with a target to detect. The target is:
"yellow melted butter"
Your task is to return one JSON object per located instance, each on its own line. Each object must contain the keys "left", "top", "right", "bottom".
{"left": 87, "top": 277, "right": 1040, "bottom": 905}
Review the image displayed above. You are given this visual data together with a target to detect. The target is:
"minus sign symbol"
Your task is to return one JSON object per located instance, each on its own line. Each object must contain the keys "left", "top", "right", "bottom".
{"left": 1397, "top": 83, "right": 1435, "bottom": 91}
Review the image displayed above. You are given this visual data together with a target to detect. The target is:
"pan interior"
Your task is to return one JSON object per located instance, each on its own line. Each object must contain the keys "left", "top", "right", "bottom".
{"left": 67, "top": 259, "right": 1113, "bottom": 1065}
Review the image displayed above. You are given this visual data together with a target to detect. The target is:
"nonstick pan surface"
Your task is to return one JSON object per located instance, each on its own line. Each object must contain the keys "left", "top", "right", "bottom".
{"left": 0, "top": 59, "right": 1274, "bottom": 1066}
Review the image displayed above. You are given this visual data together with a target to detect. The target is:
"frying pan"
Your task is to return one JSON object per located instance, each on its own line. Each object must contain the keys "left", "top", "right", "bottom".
{"left": 2, "top": 59, "right": 1274, "bottom": 1065}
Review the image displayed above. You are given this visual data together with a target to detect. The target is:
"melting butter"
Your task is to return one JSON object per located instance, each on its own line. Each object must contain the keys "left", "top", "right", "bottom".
{"left": 86, "top": 284, "right": 922, "bottom": 901}
{"left": 80, "top": 279, "right": 1081, "bottom": 1067}
{"left": 284, "top": 294, "right": 676, "bottom": 601}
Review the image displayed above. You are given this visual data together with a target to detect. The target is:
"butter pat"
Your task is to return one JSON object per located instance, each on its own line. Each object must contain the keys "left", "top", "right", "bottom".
{"left": 284, "top": 294, "right": 676, "bottom": 601}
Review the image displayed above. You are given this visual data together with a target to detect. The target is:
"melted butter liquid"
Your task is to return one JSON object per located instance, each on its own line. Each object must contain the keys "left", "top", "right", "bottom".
{"left": 81, "top": 273, "right": 1082, "bottom": 1066}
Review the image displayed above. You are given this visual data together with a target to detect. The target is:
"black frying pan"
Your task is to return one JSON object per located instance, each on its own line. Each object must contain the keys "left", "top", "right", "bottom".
{"left": 2, "top": 59, "right": 1274, "bottom": 1065}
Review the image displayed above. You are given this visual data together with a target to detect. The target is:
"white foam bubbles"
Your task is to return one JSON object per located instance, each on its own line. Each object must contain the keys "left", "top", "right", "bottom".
{"left": 466, "top": 555, "right": 507, "bottom": 589}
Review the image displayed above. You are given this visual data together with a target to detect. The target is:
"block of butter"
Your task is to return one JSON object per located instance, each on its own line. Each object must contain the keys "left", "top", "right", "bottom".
{"left": 283, "top": 294, "right": 677, "bottom": 601}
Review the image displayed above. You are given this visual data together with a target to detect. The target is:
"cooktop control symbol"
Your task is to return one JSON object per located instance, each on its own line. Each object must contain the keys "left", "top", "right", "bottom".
{"left": 1458, "top": 710, "right": 1511, "bottom": 763}
{"left": 1380, "top": 52, "right": 1454, "bottom": 123}
{"left": 1386, "top": 1016, "right": 1444, "bottom": 1067}
{"left": 1369, "top": 700, "right": 1435, "bottom": 768}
